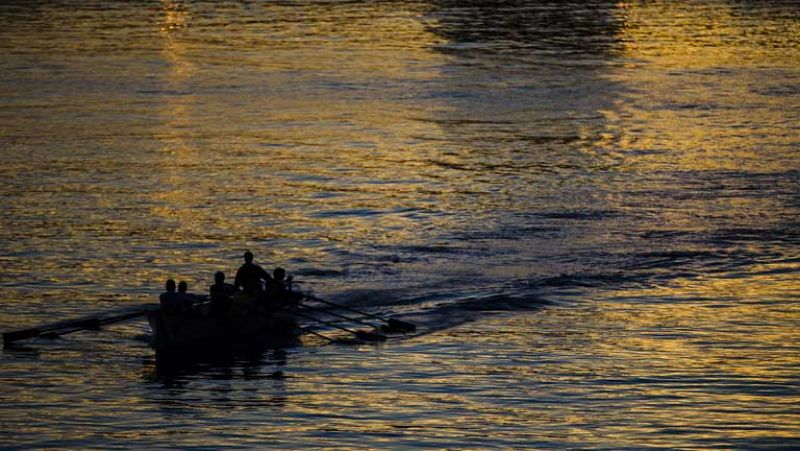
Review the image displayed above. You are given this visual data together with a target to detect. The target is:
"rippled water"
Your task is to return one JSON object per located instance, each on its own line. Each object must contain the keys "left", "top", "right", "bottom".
{"left": 1, "top": 0, "right": 799, "bottom": 448}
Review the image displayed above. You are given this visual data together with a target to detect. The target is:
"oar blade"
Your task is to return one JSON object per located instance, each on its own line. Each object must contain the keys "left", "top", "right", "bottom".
{"left": 355, "top": 330, "right": 387, "bottom": 342}
{"left": 331, "top": 337, "right": 365, "bottom": 345}
{"left": 3, "top": 328, "right": 41, "bottom": 345}
{"left": 385, "top": 318, "right": 416, "bottom": 333}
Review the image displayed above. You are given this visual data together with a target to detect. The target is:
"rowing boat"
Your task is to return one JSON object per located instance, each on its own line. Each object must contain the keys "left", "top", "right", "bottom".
{"left": 2, "top": 290, "right": 412, "bottom": 349}
{"left": 146, "top": 308, "right": 299, "bottom": 351}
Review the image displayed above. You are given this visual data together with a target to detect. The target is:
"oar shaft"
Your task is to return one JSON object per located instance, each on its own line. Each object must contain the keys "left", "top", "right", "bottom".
{"left": 3, "top": 304, "right": 156, "bottom": 346}
{"left": 4, "top": 317, "right": 99, "bottom": 345}
{"left": 97, "top": 308, "right": 153, "bottom": 326}
{"left": 297, "top": 326, "right": 334, "bottom": 343}
{"left": 303, "top": 294, "right": 388, "bottom": 322}
{"left": 253, "top": 306, "right": 334, "bottom": 343}
{"left": 291, "top": 309, "right": 386, "bottom": 342}
{"left": 299, "top": 303, "right": 379, "bottom": 329}
{"left": 291, "top": 310, "right": 360, "bottom": 335}
{"left": 303, "top": 294, "right": 415, "bottom": 332}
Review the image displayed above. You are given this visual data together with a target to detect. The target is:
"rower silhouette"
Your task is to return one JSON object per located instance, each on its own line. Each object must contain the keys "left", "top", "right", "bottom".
{"left": 209, "top": 271, "right": 235, "bottom": 317}
{"left": 267, "top": 267, "right": 301, "bottom": 308}
{"left": 234, "top": 251, "right": 271, "bottom": 295}
{"left": 177, "top": 280, "right": 203, "bottom": 311}
{"left": 267, "top": 267, "right": 287, "bottom": 303}
{"left": 159, "top": 279, "right": 180, "bottom": 310}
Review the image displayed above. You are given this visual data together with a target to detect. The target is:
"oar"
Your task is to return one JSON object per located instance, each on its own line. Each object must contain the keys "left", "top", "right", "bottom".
{"left": 250, "top": 305, "right": 347, "bottom": 345}
{"left": 41, "top": 308, "right": 155, "bottom": 339}
{"left": 3, "top": 305, "right": 156, "bottom": 346}
{"left": 292, "top": 324, "right": 370, "bottom": 346}
{"left": 3, "top": 317, "right": 101, "bottom": 345}
{"left": 290, "top": 310, "right": 386, "bottom": 342}
{"left": 294, "top": 325, "right": 336, "bottom": 344}
{"left": 298, "top": 302, "right": 382, "bottom": 330}
{"left": 303, "top": 294, "right": 416, "bottom": 333}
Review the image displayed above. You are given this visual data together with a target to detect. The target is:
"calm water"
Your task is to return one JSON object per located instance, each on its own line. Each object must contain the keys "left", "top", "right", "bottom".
{"left": 1, "top": 0, "right": 799, "bottom": 448}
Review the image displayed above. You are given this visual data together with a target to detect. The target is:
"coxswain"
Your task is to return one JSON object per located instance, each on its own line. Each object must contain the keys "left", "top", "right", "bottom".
{"left": 234, "top": 251, "right": 271, "bottom": 295}
{"left": 159, "top": 279, "right": 180, "bottom": 310}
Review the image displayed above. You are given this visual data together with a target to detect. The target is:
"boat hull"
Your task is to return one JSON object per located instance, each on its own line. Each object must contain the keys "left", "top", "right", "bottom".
{"left": 147, "top": 309, "right": 298, "bottom": 351}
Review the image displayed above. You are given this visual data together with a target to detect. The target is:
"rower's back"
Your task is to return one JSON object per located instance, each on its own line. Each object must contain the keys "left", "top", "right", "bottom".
{"left": 234, "top": 251, "right": 270, "bottom": 294}
{"left": 159, "top": 279, "right": 180, "bottom": 310}
{"left": 209, "top": 271, "right": 235, "bottom": 317}
{"left": 267, "top": 267, "right": 300, "bottom": 308}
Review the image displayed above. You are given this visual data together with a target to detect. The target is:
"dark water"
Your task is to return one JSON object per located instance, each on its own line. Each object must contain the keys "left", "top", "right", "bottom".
{"left": 1, "top": 0, "right": 799, "bottom": 448}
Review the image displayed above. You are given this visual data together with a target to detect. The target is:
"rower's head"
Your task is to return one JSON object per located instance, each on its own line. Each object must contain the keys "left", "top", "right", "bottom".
{"left": 215, "top": 271, "right": 225, "bottom": 284}
{"left": 244, "top": 251, "right": 254, "bottom": 263}
{"left": 273, "top": 267, "right": 286, "bottom": 281}
{"left": 165, "top": 279, "right": 176, "bottom": 292}
{"left": 178, "top": 281, "right": 188, "bottom": 293}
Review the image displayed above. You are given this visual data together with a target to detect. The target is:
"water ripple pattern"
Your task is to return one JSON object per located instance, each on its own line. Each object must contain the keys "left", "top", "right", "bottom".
{"left": 1, "top": 0, "right": 798, "bottom": 449}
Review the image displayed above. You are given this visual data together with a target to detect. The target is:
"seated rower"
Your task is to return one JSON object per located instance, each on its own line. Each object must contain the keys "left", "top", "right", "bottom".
{"left": 209, "top": 271, "right": 235, "bottom": 317}
{"left": 234, "top": 251, "right": 271, "bottom": 296}
{"left": 159, "top": 279, "right": 181, "bottom": 310}
{"left": 177, "top": 281, "right": 205, "bottom": 314}
{"left": 267, "top": 267, "right": 301, "bottom": 309}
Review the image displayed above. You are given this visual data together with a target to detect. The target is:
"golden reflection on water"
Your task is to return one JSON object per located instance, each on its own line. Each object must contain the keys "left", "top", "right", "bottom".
{"left": 153, "top": 0, "right": 198, "bottom": 224}
{"left": 591, "top": 269, "right": 800, "bottom": 385}
{"left": 616, "top": 1, "right": 800, "bottom": 68}
{"left": 606, "top": 1, "right": 800, "bottom": 173}
{"left": 1, "top": 1, "right": 799, "bottom": 448}
{"left": 141, "top": 0, "right": 455, "bottom": 273}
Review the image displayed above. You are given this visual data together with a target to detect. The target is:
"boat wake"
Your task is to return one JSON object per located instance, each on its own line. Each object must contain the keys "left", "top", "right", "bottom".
{"left": 301, "top": 286, "right": 552, "bottom": 341}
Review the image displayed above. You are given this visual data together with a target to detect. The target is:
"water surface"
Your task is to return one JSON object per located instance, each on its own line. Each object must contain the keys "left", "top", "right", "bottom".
{"left": 1, "top": 0, "right": 799, "bottom": 448}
